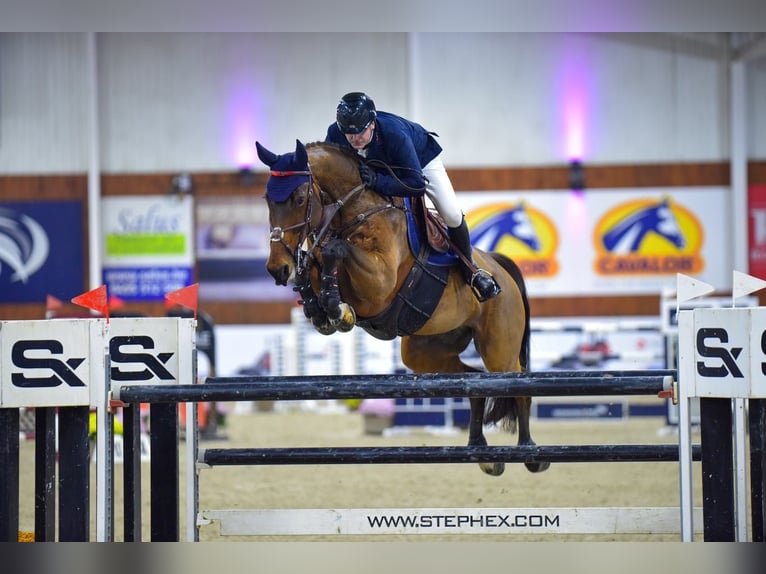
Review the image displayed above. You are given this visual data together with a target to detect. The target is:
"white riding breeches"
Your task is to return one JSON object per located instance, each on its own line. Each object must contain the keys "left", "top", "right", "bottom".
{"left": 422, "top": 156, "right": 464, "bottom": 228}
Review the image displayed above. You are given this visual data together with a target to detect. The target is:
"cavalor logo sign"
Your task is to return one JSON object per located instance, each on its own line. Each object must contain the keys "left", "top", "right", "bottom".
{"left": 466, "top": 202, "right": 559, "bottom": 278}
{"left": 593, "top": 197, "right": 704, "bottom": 276}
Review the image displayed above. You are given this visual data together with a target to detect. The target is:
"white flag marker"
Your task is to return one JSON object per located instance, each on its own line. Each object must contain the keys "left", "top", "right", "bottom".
{"left": 676, "top": 273, "right": 714, "bottom": 304}
{"left": 732, "top": 270, "right": 766, "bottom": 303}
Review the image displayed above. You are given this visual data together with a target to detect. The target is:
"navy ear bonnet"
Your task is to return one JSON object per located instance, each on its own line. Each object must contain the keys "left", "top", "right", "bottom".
{"left": 255, "top": 139, "right": 310, "bottom": 203}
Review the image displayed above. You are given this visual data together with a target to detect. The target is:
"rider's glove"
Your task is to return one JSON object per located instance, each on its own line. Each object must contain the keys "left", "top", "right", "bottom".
{"left": 359, "top": 163, "right": 377, "bottom": 189}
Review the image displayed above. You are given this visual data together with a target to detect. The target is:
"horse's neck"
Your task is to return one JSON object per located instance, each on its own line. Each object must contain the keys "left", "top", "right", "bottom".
{"left": 336, "top": 189, "right": 401, "bottom": 234}
{"left": 310, "top": 144, "right": 405, "bottom": 233}
{"left": 315, "top": 170, "right": 389, "bottom": 219}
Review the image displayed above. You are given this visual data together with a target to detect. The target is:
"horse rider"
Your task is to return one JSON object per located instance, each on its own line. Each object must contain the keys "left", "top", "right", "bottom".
{"left": 324, "top": 91, "right": 501, "bottom": 302}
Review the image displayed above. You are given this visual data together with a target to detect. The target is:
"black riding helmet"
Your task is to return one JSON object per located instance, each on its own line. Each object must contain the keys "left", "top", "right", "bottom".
{"left": 336, "top": 92, "right": 377, "bottom": 134}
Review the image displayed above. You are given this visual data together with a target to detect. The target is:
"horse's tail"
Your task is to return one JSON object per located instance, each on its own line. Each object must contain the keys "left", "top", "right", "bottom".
{"left": 483, "top": 252, "right": 531, "bottom": 432}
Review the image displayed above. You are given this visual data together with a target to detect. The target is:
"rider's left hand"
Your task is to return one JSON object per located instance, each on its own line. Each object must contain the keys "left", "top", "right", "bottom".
{"left": 359, "top": 163, "right": 377, "bottom": 189}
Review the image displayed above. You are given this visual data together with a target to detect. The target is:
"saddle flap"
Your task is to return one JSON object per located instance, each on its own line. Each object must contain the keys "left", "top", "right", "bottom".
{"left": 416, "top": 197, "right": 450, "bottom": 254}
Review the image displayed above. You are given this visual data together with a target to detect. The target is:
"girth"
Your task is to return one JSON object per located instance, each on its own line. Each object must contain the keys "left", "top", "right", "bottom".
{"left": 355, "top": 242, "right": 450, "bottom": 341}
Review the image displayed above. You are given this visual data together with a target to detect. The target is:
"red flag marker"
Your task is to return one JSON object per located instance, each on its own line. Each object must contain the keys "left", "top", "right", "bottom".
{"left": 46, "top": 294, "right": 63, "bottom": 311}
{"left": 108, "top": 294, "right": 126, "bottom": 309}
{"left": 71, "top": 284, "right": 110, "bottom": 322}
{"left": 165, "top": 283, "right": 199, "bottom": 318}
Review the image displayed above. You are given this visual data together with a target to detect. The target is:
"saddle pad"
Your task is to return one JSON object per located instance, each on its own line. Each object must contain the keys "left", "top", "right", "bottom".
{"left": 404, "top": 197, "right": 458, "bottom": 267}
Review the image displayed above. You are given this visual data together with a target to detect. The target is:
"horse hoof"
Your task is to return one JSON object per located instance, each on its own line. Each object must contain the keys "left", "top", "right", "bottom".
{"left": 312, "top": 317, "right": 337, "bottom": 335}
{"left": 315, "top": 325, "right": 337, "bottom": 335}
{"left": 480, "top": 462, "right": 505, "bottom": 477}
{"left": 525, "top": 461, "right": 551, "bottom": 473}
{"left": 332, "top": 304, "right": 356, "bottom": 332}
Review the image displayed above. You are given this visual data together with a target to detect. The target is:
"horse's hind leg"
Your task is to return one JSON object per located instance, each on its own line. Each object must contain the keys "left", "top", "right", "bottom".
{"left": 468, "top": 396, "right": 505, "bottom": 477}
{"left": 515, "top": 396, "right": 550, "bottom": 473}
{"left": 401, "top": 335, "right": 504, "bottom": 477}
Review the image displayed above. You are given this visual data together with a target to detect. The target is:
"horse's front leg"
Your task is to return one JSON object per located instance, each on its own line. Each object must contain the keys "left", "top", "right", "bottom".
{"left": 319, "top": 239, "right": 356, "bottom": 332}
{"left": 295, "top": 266, "right": 336, "bottom": 336}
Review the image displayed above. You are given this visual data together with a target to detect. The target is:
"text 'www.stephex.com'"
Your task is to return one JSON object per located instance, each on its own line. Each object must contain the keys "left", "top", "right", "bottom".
{"left": 365, "top": 513, "right": 561, "bottom": 530}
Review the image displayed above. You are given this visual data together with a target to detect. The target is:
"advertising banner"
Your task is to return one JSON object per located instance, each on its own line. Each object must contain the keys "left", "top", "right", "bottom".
{"left": 192, "top": 187, "right": 731, "bottom": 301}
{"left": 102, "top": 196, "right": 194, "bottom": 301}
{"left": 195, "top": 196, "right": 282, "bottom": 301}
{"left": 461, "top": 187, "right": 729, "bottom": 297}
{"left": 0, "top": 201, "right": 85, "bottom": 303}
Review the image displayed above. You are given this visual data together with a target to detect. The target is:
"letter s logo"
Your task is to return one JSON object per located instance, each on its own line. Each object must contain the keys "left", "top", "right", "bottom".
{"left": 110, "top": 335, "right": 175, "bottom": 382}
{"left": 696, "top": 327, "right": 744, "bottom": 378}
{"left": 11, "top": 340, "right": 86, "bottom": 387}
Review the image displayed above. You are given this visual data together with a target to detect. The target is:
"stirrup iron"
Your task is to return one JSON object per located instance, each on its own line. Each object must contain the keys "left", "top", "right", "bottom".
{"left": 469, "top": 268, "right": 501, "bottom": 302}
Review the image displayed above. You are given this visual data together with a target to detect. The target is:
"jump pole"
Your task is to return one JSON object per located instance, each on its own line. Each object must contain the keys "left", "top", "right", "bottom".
{"left": 115, "top": 369, "right": 698, "bottom": 540}
{"left": 113, "top": 369, "right": 677, "bottom": 403}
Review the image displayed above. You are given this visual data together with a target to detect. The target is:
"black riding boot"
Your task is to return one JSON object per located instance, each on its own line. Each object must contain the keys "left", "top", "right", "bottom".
{"left": 447, "top": 217, "right": 501, "bottom": 302}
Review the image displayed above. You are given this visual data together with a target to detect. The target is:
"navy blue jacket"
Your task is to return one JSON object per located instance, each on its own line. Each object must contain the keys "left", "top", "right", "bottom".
{"left": 325, "top": 111, "right": 443, "bottom": 197}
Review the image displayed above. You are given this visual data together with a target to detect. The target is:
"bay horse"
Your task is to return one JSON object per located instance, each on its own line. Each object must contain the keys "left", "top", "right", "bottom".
{"left": 256, "top": 139, "right": 549, "bottom": 477}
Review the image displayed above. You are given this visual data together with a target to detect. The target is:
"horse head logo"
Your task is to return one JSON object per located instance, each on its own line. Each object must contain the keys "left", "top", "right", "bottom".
{"left": 471, "top": 202, "right": 542, "bottom": 253}
{"left": 601, "top": 198, "right": 686, "bottom": 254}
{"left": 256, "top": 139, "right": 310, "bottom": 203}
{"left": 0, "top": 208, "right": 50, "bottom": 284}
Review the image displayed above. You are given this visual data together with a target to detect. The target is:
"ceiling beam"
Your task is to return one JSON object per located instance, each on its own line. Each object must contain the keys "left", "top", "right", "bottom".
{"left": 733, "top": 33, "right": 766, "bottom": 62}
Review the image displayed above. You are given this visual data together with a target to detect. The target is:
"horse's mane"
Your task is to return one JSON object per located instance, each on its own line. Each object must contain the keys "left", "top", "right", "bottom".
{"left": 304, "top": 140, "right": 398, "bottom": 209}
{"left": 305, "top": 141, "right": 361, "bottom": 165}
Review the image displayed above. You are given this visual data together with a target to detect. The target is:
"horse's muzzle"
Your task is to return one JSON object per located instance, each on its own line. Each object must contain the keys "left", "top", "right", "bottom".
{"left": 268, "top": 263, "right": 292, "bottom": 286}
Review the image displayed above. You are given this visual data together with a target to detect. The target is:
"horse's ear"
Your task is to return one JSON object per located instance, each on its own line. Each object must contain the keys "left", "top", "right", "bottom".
{"left": 256, "top": 141, "right": 279, "bottom": 167}
{"left": 294, "top": 139, "right": 308, "bottom": 167}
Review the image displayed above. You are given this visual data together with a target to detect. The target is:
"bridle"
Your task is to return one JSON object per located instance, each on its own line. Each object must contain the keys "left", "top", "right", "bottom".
{"left": 267, "top": 169, "right": 317, "bottom": 256}
{"left": 268, "top": 162, "right": 402, "bottom": 281}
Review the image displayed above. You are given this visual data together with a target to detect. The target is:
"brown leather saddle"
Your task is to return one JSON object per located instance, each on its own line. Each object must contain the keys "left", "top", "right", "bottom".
{"left": 412, "top": 196, "right": 450, "bottom": 254}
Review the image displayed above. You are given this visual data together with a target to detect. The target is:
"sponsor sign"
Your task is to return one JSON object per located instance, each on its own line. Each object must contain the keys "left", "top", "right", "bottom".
{"left": 459, "top": 187, "right": 728, "bottom": 296}
{"left": 102, "top": 196, "right": 194, "bottom": 301}
{"left": 0, "top": 201, "right": 84, "bottom": 303}
{"left": 467, "top": 201, "right": 559, "bottom": 278}
{"left": 194, "top": 195, "right": 282, "bottom": 302}
{"left": 593, "top": 197, "right": 703, "bottom": 277}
